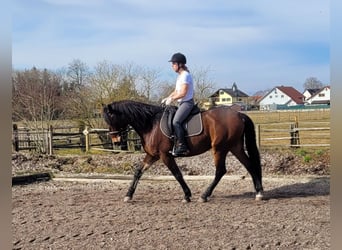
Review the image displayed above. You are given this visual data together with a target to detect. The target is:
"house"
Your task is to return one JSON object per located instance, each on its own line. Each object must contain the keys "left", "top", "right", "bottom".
{"left": 258, "top": 86, "right": 304, "bottom": 110}
{"left": 305, "top": 86, "right": 330, "bottom": 105}
{"left": 204, "top": 82, "right": 249, "bottom": 109}
{"left": 302, "top": 88, "right": 321, "bottom": 102}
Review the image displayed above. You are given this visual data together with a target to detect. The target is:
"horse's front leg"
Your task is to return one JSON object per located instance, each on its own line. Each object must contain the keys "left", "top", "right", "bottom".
{"left": 124, "top": 164, "right": 143, "bottom": 202}
{"left": 161, "top": 154, "right": 192, "bottom": 203}
{"left": 124, "top": 154, "right": 158, "bottom": 202}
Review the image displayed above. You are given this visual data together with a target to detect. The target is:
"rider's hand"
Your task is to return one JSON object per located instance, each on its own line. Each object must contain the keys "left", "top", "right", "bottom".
{"left": 161, "top": 98, "right": 168, "bottom": 104}
{"left": 165, "top": 97, "right": 172, "bottom": 105}
{"left": 161, "top": 97, "right": 172, "bottom": 105}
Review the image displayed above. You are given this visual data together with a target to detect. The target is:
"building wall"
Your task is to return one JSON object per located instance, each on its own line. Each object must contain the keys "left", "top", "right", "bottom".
{"left": 259, "top": 88, "right": 292, "bottom": 107}
{"left": 217, "top": 91, "right": 233, "bottom": 105}
{"left": 307, "top": 87, "right": 330, "bottom": 104}
{"left": 303, "top": 90, "right": 313, "bottom": 101}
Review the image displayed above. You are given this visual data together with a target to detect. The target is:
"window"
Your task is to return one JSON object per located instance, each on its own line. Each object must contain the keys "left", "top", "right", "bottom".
{"left": 319, "top": 93, "right": 325, "bottom": 97}
{"left": 269, "top": 95, "right": 272, "bottom": 98}
{"left": 221, "top": 98, "right": 231, "bottom": 102}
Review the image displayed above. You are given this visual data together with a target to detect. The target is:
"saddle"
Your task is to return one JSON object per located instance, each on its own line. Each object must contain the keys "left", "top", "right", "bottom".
{"left": 160, "top": 105, "right": 203, "bottom": 138}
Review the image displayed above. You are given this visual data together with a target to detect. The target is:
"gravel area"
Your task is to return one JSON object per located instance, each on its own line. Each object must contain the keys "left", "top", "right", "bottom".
{"left": 12, "top": 149, "right": 330, "bottom": 249}
{"left": 12, "top": 148, "right": 330, "bottom": 177}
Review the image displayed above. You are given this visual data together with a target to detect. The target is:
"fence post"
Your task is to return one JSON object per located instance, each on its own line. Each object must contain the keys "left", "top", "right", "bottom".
{"left": 79, "top": 124, "right": 86, "bottom": 152}
{"left": 255, "top": 124, "right": 261, "bottom": 148}
{"left": 290, "top": 117, "right": 300, "bottom": 148}
{"left": 12, "top": 124, "right": 19, "bottom": 152}
{"left": 48, "top": 125, "right": 53, "bottom": 155}
{"left": 83, "top": 126, "right": 90, "bottom": 152}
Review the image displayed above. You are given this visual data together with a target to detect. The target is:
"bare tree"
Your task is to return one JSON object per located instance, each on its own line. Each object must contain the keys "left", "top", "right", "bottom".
{"left": 12, "top": 67, "right": 64, "bottom": 152}
{"left": 63, "top": 61, "right": 146, "bottom": 129}
{"left": 157, "top": 81, "right": 175, "bottom": 103}
{"left": 137, "top": 66, "right": 162, "bottom": 102}
{"left": 191, "top": 66, "right": 217, "bottom": 106}
{"left": 12, "top": 68, "right": 63, "bottom": 125}
{"left": 303, "top": 77, "right": 323, "bottom": 90}
{"left": 67, "top": 59, "right": 90, "bottom": 89}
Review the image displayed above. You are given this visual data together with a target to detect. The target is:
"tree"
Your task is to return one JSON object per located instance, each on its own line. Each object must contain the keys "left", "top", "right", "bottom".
{"left": 66, "top": 59, "right": 90, "bottom": 89}
{"left": 191, "top": 66, "right": 217, "bottom": 107}
{"left": 12, "top": 67, "right": 64, "bottom": 153}
{"left": 303, "top": 77, "right": 323, "bottom": 90}
{"left": 12, "top": 67, "right": 63, "bottom": 124}
{"left": 138, "top": 66, "right": 162, "bottom": 102}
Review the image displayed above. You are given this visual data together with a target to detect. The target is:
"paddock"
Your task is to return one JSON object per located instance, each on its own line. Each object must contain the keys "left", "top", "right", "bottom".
{"left": 12, "top": 175, "right": 329, "bottom": 249}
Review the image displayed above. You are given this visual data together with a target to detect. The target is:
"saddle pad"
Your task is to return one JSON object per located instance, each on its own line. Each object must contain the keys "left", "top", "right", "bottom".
{"left": 160, "top": 112, "right": 203, "bottom": 138}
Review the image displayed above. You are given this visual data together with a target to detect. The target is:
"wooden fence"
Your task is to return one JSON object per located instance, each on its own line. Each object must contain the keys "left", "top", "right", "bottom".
{"left": 12, "top": 120, "right": 330, "bottom": 155}
{"left": 256, "top": 121, "right": 330, "bottom": 148}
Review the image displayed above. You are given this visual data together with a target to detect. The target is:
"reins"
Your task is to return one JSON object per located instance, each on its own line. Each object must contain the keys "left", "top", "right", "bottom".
{"left": 107, "top": 127, "right": 130, "bottom": 136}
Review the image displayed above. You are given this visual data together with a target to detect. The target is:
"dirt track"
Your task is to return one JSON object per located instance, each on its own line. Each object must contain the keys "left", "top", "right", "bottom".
{"left": 12, "top": 175, "right": 330, "bottom": 249}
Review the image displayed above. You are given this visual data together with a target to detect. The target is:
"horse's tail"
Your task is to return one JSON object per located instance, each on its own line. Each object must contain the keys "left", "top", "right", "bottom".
{"left": 240, "top": 113, "right": 262, "bottom": 179}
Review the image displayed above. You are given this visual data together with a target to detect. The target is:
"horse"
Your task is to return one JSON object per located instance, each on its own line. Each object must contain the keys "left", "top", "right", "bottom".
{"left": 103, "top": 100, "right": 263, "bottom": 203}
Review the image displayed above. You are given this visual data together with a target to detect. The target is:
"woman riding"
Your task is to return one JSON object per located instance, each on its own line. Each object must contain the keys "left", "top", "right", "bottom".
{"left": 162, "top": 52, "right": 194, "bottom": 157}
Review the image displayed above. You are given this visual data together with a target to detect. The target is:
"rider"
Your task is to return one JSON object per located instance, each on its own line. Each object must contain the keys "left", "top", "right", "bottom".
{"left": 162, "top": 52, "right": 194, "bottom": 157}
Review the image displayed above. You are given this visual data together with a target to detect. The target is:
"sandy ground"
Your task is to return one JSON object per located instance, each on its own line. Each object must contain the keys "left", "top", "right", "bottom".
{"left": 12, "top": 174, "right": 329, "bottom": 249}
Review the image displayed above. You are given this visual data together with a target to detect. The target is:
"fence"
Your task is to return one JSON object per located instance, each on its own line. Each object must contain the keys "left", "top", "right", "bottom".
{"left": 12, "top": 124, "right": 141, "bottom": 154}
{"left": 12, "top": 120, "right": 330, "bottom": 154}
{"left": 255, "top": 121, "right": 330, "bottom": 148}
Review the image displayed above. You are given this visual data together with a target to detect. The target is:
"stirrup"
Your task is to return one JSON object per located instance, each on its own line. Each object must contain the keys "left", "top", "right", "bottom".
{"left": 171, "top": 145, "right": 189, "bottom": 157}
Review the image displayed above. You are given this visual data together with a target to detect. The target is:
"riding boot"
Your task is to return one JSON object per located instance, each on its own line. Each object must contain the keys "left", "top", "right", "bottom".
{"left": 172, "top": 124, "right": 190, "bottom": 157}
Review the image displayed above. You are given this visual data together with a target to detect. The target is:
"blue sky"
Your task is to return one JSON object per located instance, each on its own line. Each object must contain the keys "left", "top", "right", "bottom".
{"left": 12, "top": 0, "right": 329, "bottom": 94}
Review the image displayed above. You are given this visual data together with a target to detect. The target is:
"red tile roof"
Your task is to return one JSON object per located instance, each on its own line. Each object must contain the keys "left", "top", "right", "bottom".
{"left": 277, "top": 86, "right": 304, "bottom": 104}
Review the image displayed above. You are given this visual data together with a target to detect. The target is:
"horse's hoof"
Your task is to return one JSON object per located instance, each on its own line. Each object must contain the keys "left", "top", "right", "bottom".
{"left": 182, "top": 198, "right": 191, "bottom": 203}
{"left": 124, "top": 196, "right": 132, "bottom": 203}
{"left": 255, "top": 193, "right": 263, "bottom": 201}
{"left": 199, "top": 197, "right": 208, "bottom": 203}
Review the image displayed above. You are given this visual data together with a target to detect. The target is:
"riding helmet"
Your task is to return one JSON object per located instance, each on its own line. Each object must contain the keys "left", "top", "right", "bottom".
{"left": 168, "top": 53, "right": 187, "bottom": 64}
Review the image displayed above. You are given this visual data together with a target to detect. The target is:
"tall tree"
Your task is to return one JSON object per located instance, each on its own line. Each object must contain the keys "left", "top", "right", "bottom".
{"left": 303, "top": 77, "right": 323, "bottom": 89}
{"left": 191, "top": 66, "right": 217, "bottom": 106}
{"left": 12, "top": 67, "right": 63, "bottom": 124}
{"left": 67, "top": 59, "right": 90, "bottom": 89}
{"left": 138, "top": 66, "right": 161, "bottom": 102}
{"left": 12, "top": 67, "right": 64, "bottom": 153}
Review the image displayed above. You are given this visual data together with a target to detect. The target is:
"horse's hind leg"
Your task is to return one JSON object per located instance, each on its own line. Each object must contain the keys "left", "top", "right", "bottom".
{"left": 200, "top": 149, "right": 228, "bottom": 202}
{"left": 231, "top": 147, "right": 264, "bottom": 200}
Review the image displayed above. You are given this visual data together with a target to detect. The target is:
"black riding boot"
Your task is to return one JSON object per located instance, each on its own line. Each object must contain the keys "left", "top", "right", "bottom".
{"left": 172, "top": 124, "right": 189, "bottom": 157}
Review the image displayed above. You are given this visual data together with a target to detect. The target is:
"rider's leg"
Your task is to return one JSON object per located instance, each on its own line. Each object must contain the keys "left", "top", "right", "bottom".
{"left": 172, "top": 100, "right": 193, "bottom": 156}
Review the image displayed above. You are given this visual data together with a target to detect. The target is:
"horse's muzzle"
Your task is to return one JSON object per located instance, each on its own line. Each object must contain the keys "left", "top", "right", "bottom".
{"left": 110, "top": 135, "right": 121, "bottom": 143}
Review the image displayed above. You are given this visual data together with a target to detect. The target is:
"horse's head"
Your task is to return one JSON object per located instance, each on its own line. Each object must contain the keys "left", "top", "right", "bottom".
{"left": 103, "top": 103, "right": 129, "bottom": 143}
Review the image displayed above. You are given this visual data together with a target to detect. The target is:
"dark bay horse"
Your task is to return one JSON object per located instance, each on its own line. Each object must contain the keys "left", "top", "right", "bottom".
{"left": 103, "top": 100, "right": 263, "bottom": 202}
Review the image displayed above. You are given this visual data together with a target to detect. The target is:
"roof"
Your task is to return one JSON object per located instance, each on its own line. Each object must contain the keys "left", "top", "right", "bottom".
{"left": 258, "top": 86, "right": 304, "bottom": 104}
{"left": 277, "top": 86, "right": 304, "bottom": 104}
{"left": 307, "top": 86, "right": 330, "bottom": 100}
{"left": 209, "top": 88, "right": 249, "bottom": 98}
{"left": 304, "top": 88, "right": 321, "bottom": 95}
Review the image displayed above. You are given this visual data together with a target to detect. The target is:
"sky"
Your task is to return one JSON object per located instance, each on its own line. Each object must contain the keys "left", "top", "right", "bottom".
{"left": 12, "top": 0, "right": 329, "bottom": 95}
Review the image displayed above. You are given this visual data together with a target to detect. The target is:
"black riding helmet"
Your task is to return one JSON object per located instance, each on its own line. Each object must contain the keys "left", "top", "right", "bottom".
{"left": 168, "top": 52, "right": 186, "bottom": 64}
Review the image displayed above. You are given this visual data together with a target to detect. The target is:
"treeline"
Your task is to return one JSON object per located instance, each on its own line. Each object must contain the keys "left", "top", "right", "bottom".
{"left": 12, "top": 59, "right": 216, "bottom": 129}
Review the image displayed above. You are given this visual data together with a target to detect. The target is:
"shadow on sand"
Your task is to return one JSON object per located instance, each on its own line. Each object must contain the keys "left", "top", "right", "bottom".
{"left": 223, "top": 176, "right": 330, "bottom": 200}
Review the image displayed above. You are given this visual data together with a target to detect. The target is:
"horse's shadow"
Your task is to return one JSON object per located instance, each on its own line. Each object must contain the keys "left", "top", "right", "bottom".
{"left": 223, "top": 176, "right": 330, "bottom": 200}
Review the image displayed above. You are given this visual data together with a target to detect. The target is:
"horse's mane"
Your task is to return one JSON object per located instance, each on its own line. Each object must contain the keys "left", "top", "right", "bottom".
{"left": 106, "top": 100, "right": 164, "bottom": 132}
